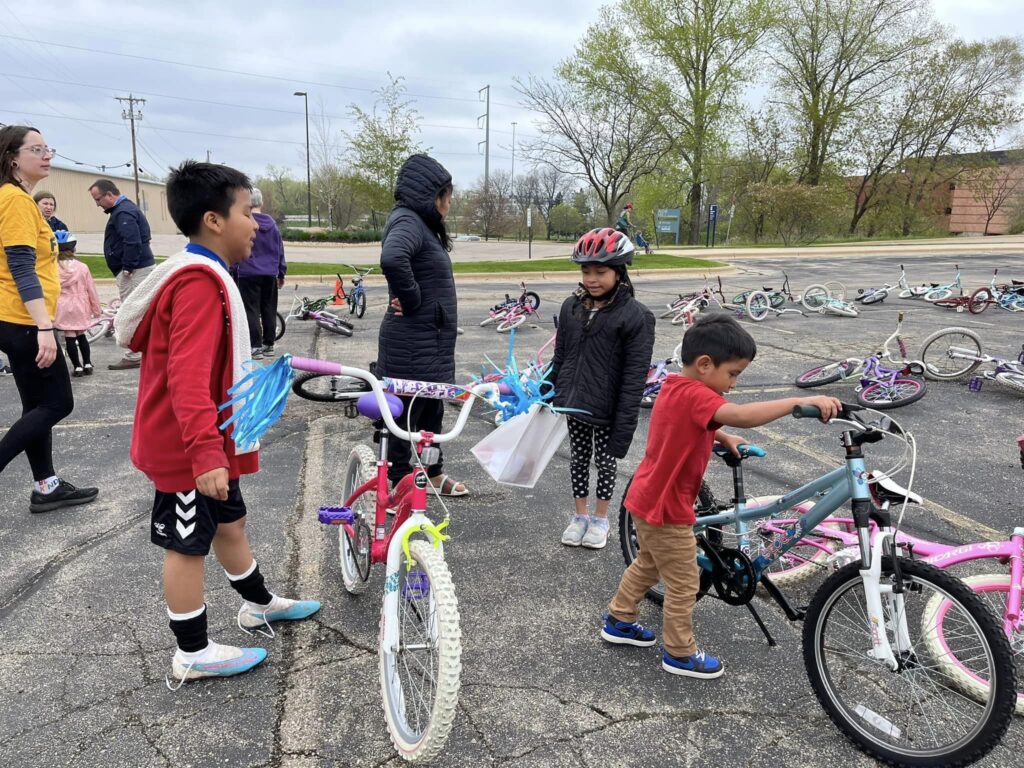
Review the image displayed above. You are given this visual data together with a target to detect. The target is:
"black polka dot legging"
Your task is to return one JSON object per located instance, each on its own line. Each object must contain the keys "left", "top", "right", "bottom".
{"left": 567, "top": 416, "right": 616, "bottom": 501}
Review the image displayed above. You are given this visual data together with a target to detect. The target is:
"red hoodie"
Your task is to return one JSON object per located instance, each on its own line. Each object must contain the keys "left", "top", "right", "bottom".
{"left": 128, "top": 266, "right": 258, "bottom": 492}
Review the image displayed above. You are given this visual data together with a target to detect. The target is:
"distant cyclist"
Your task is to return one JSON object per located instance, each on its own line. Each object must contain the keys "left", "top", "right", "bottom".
{"left": 614, "top": 202, "right": 634, "bottom": 237}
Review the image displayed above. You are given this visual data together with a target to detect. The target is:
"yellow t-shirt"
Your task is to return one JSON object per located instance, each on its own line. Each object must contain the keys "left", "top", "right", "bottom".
{"left": 0, "top": 183, "right": 59, "bottom": 325}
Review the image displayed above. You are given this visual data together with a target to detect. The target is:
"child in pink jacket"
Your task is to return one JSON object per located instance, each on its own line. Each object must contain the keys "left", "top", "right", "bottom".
{"left": 54, "top": 232, "right": 102, "bottom": 376}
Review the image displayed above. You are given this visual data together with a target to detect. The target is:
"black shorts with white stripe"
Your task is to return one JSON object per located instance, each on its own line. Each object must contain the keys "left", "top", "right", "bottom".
{"left": 150, "top": 479, "right": 247, "bottom": 555}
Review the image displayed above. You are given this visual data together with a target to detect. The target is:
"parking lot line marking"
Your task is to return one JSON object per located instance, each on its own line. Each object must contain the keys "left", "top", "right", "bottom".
{"left": 751, "top": 424, "right": 1003, "bottom": 541}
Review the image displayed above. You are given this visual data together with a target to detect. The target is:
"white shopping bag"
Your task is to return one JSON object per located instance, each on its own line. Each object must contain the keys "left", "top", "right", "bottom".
{"left": 471, "top": 403, "right": 568, "bottom": 488}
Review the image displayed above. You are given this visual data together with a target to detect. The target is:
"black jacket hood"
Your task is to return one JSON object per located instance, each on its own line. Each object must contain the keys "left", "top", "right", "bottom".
{"left": 393, "top": 154, "right": 452, "bottom": 229}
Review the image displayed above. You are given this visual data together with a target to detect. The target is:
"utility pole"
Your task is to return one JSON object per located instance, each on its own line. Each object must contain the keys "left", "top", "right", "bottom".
{"left": 116, "top": 94, "right": 145, "bottom": 203}
{"left": 294, "top": 91, "right": 312, "bottom": 227}
{"left": 206, "top": 149, "right": 212, "bottom": 163}
{"left": 510, "top": 121, "right": 518, "bottom": 240}
{"left": 477, "top": 85, "right": 490, "bottom": 193}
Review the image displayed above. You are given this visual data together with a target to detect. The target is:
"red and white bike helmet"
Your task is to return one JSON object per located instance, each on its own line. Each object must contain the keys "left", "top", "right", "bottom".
{"left": 571, "top": 227, "right": 635, "bottom": 266}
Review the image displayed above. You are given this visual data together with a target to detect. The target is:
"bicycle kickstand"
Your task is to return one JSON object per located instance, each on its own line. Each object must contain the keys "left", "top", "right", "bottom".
{"left": 743, "top": 601, "right": 777, "bottom": 647}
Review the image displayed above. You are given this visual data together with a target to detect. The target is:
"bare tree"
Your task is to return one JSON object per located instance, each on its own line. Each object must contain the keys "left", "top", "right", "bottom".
{"left": 970, "top": 151, "right": 1024, "bottom": 235}
{"left": 516, "top": 72, "right": 673, "bottom": 227}
{"left": 535, "top": 165, "right": 571, "bottom": 237}
{"left": 471, "top": 170, "right": 514, "bottom": 240}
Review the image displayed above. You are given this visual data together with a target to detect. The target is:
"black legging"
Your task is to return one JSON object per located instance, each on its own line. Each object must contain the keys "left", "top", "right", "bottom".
{"left": 237, "top": 276, "right": 279, "bottom": 348}
{"left": 0, "top": 322, "right": 74, "bottom": 480}
{"left": 567, "top": 416, "right": 617, "bottom": 501}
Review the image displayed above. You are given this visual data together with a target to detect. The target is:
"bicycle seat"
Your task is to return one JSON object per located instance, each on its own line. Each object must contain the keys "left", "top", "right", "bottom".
{"left": 357, "top": 392, "right": 404, "bottom": 421}
{"left": 868, "top": 472, "right": 921, "bottom": 505}
{"left": 713, "top": 444, "right": 766, "bottom": 462}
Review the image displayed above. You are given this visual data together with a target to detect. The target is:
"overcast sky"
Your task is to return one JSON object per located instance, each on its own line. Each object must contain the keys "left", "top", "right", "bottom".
{"left": 0, "top": 0, "right": 1020, "bottom": 193}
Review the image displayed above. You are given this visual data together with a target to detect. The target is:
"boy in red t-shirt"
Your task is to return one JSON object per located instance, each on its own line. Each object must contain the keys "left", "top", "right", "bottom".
{"left": 115, "top": 161, "right": 319, "bottom": 688}
{"left": 602, "top": 314, "right": 840, "bottom": 678}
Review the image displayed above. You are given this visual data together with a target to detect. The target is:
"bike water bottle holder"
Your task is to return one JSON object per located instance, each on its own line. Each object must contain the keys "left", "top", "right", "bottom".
{"left": 968, "top": 376, "right": 983, "bottom": 393}
{"left": 318, "top": 506, "right": 354, "bottom": 525}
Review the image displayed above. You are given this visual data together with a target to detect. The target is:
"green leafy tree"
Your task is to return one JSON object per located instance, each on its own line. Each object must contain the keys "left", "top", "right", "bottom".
{"left": 549, "top": 203, "right": 586, "bottom": 240}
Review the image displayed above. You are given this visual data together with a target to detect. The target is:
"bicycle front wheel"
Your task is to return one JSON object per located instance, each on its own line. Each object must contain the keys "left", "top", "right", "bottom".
{"left": 496, "top": 314, "right": 526, "bottom": 332}
{"left": 355, "top": 291, "right": 366, "bottom": 318}
{"left": 274, "top": 312, "right": 286, "bottom": 341}
{"left": 993, "top": 371, "right": 1024, "bottom": 395}
{"left": 801, "top": 284, "right": 830, "bottom": 311}
{"left": 339, "top": 445, "right": 376, "bottom": 594}
{"left": 824, "top": 281, "right": 847, "bottom": 301}
{"left": 968, "top": 288, "right": 992, "bottom": 314}
{"left": 316, "top": 317, "right": 354, "bottom": 337}
{"left": 746, "top": 291, "right": 771, "bottom": 322}
{"left": 794, "top": 359, "right": 862, "bottom": 388}
{"left": 925, "top": 287, "right": 953, "bottom": 302}
{"left": 855, "top": 377, "right": 927, "bottom": 410}
{"left": 804, "top": 557, "right": 1015, "bottom": 767}
{"left": 84, "top": 319, "right": 109, "bottom": 343}
{"left": 918, "top": 327, "right": 983, "bottom": 381}
{"left": 524, "top": 291, "right": 541, "bottom": 311}
{"left": 379, "top": 539, "right": 461, "bottom": 763}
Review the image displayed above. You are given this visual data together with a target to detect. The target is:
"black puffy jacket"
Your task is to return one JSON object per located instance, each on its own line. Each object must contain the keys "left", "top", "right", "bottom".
{"left": 376, "top": 155, "right": 457, "bottom": 384}
{"left": 549, "top": 284, "right": 655, "bottom": 458}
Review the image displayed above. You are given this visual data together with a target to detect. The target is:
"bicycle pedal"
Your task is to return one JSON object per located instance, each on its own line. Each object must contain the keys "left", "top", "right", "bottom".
{"left": 967, "top": 376, "right": 983, "bottom": 392}
{"left": 402, "top": 570, "right": 430, "bottom": 600}
{"left": 318, "top": 506, "right": 354, "bottom": 525}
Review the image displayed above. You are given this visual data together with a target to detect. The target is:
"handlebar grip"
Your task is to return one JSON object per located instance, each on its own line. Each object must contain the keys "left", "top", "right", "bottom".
{"left": 290, "top": 356, "right": 343, "bottom": 376}
{"left": 792, "top": 405, "right": 821, "bottom": 419}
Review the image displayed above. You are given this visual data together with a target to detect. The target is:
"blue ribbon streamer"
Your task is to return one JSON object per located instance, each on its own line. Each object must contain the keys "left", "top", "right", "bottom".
{"left": 218, "top": 355, "right": 295, "bottom": 449}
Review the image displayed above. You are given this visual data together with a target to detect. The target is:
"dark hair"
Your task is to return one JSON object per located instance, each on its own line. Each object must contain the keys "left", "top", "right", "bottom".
{"left": 33, "top": 190, "right": 56, "bottom": 204}
{"left": 435, "top": 182, "right": 454, "bottom": 252}
{"left": 679, "top": 314, "right": 757, "bottom": 365}
{"left": 89, "top": 179, "right": 120, "bottom": 196}
{"left": 166, "top": 160, "right": 251, "bottom": 236}
{"left": 0, "top": 125, "right": 39, "bottom": 189}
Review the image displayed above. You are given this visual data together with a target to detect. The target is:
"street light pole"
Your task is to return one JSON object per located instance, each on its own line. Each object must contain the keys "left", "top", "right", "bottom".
{"left": 294, "top": 91, "right": 312, "bottom": 227}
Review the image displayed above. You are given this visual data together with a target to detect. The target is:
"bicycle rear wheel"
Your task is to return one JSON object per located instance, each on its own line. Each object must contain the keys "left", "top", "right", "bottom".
{"left": 919, "top": 327, "right": 983, "bottom": 381}
{"left": 84, "top": 319, "right": 109, "bottom": 343}
{"left": 801, "top": 284, "right": 830, "bottom": 311}
{"left": 794, "top": 359, "right": 862, "bottom": 388}
{"left": 292, "top": 371, "right": 371, "bottom": 402}
{"left": 316, "top": 317, "right": 354, "bottom": 337}
{"left": 339, "top": 445, "right": 376, "bottom": 594}
{"left": 355, "top": 291, "right": 366, "bottom": 319}
{"left": 274, "top": 312, "right": 286, "bottom": 341}
{"left": 993, "top": 371, "right": 1024, "bottom": 395}
{"left": 968, "top": 288, "right": 992, "bottom": 314}
{"left": 824, "top": 281, "right": 847, "bottom": 301}
{"left": 855, "top": 377, "right": 927, "bottom": 410}
{"left": 925, "top": 287, "right": 954, "bottom": 302}
{"left": 496, "top": 314, "right": 526, "bottom": 332}
{"left": 803, "top": 557, "right": 1015, "bottom": 767}
{"left": 746, "top": 291, "right": 771, "bottom": 322}
{"left": 524, "top": 291, "right": 541, "bottom": 311}
{"left": 379, "top": 539, "right": 461, "bottom": 763}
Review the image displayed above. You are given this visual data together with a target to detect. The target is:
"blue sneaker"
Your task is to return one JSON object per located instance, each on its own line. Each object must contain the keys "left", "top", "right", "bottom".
{"left": 600, "top": 613, "right": 657, "bottom": 647}
{"left": 169, "top": 642, "right": 267, "bottom": 689}
{"left": 238, "top": 595, "right": 321, "bottom": 638}
{"left": 662, "top": 649, "right": 724, "bottom": 679}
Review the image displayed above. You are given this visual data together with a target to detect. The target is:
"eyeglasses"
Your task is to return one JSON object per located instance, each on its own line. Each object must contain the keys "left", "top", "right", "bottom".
{"left": 21, "top": 145, "right": 56, "bottom": 158}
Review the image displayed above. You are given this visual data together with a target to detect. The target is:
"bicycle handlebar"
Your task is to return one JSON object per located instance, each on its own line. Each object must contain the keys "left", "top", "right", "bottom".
{"left": 288, "top": 357, "right": 496, "bottom": 444}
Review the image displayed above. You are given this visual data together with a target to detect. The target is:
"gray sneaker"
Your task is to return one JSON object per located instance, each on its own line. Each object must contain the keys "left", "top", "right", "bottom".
{"left": 581, "top": 518, "right": 610, "bottom": 550}
{"left": 561, "top": 515, "right": 589, "bottom": 547}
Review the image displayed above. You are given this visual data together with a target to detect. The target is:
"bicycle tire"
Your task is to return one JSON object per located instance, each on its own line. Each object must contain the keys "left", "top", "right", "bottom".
{"left": 274, "top": 312, "right": 286, "bottom": 341}
{"left": 347, "top": 292, "right": 356, "bottom": 315}
{"left": 824, "top": 281, "right": 847, "bottom": 301}
{"left": 379, "top": 538, "right": 461, "bottom": 763}
{"left": 339, "top": 445, "right": 376, "bottom": 594}
{"left": 316, "top": 317, "right": 354, "bottom": 337}
{"left": 496, "top": 314, "right": 526, "bottom": 333}
{"left": 828, "top": 301, "right": 859, "bottom": 318}
{"left": 855, "top": 377, "right": 927, "bottom": 410}
{"left": 524, "top": 291, "right": 541, "bottom": 311}
{"left": 968, "top": 288, "right": 992, "bottom": 314}
{"left": 355, "top": 291, "right": 366, "bottom": 319}
{"left": 922, "top": 574, "right": 1024, "bottom": 716}
{"left": 801, "top": 284, "right": 830, "bottom": 311}
{"left": 993, "top": 371, "right": 1024, "bottom": 395}
{"left": 804, "top": 557, "right": 1015, "bottom": 767}
{"left": 746, "top": 291, "right": 771, "bottom": 322}
{"left": 618, "top": 477, "right": 720, "bottom": 605}
{"left": 924, "top": 287, "right": 953, "bottom": 302}
{"left": 732, "top": 291, "right": 751, "bottom": 305}
{"left": 794, "top": 360, "right": 861, "bottom": 388}
{"left": 640, "top": 393, "right": 657, "bottom": 409}
{"left": 84, "top": 319, "right": 109, "bottom": 343}
{"left": 480, "top": 314, "right": 502, "bottom": 327}
{"left": 292, "top": 371, "right": 371, "bottom": 402}
{"left": 861, "top": 289, "right": 887, "bottom": 305}
{"left": 918, "top": 327, "right": 983, "bottom": 381}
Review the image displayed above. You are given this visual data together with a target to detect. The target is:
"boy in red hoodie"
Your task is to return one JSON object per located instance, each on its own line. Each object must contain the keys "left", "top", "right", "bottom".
{"left": 115, "top": 161, "right": 319, "bottom": 687}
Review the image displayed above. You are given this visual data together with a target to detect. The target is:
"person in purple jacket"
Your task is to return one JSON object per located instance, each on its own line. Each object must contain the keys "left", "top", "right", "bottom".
{"left": 232, "top": 187, "right": 286, "bottom": 358}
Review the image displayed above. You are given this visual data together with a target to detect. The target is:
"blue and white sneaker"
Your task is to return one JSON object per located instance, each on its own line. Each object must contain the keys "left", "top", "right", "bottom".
{"left": 238, "top": 595, "right": 321, "bottom": 638}
{"left": 600, "top": 613, "right": 657, "bottom": 647}
{"left": 662, "top": 649, "right": 724, "bottom": 679}
{"left": 169, "top": 641, "right": 267, "bottom": 689}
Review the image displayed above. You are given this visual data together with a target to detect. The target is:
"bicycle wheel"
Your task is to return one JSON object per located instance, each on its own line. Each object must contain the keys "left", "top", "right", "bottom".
{"left": 861, "top": 289, "right": 887, "bottom": 305}
{"left": 855, "top": 377, "right": 927, "bottom": 410}
{"left": 660, "top": 301, "right": 683, "bottom": 319}
{"left": 316, "top": 317, "right": 354, "bottom": 337}
{"left": 524, "top": 291, "right": 541, "bottom": 311}
{"left": 640, "top": 393, "right": 657, "bottom": 408}
{"left": 355, "top": 291, "right": 366, "bottom": 319}
{"left": 824, "top": 281, "right": 847, "bottom": 301}
{"left": 732, "top": 291, "right": 751, "bottom": 305}
{"left": 379, "top": 538, "right": 461, "bottom": 763}
{"left": 347, "top": 292, "right": 356, "bottom": 315}
{"left": 794, "top": 360, "right": 862, "bottom": 388}
{"left": 274, "top": 312, "right": 286, "bottom": 341}
{"left": 496, "top": 314, "right": 526, "bottom": 333}
{"left": 746, "top": 291, "right": 771, "bottom": 322}
{"left": 340, "top": 445, "right": 376, "bottom": 595}
{"left": 480, "top": 313, "right": 502, "bottom": 327}
{"left": 803, "top": 557, "right": 1015, "bottom": 767}
{"left": 925, "top": 287, "right": 953, "bottom": 302}
{"left": 801, "top": 284, "right": 830, "bottom": 311}
{"left": 828, "top": 301, "right": 859, "bottom": 318}
{"left": 919, "top": 327, "right": 983, "bottom": 381}
{"left": 619, "top": 477, "right": 720, "bottom": 605}
{"left": 968, "top": 288, "right": 992, "bottom": 314}
{"left": 84, "top": 319, "right": 109, "bottom": 343}
{"left": 292, "top": 371, "right": 371, "bottom": 402}
{"left": 993, "top": 371, "right": 1024, "bottom": 395}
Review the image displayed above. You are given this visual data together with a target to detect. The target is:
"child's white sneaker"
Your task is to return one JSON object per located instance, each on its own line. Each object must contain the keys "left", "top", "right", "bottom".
{"left": 581, "top": 517, "right": 610, "bottom": 549}
{"left": 561, "top": 515, "right": 589, "bottom": 546}
{"left": 168, "top": 641, "right": 267, "bottom": 689}
{"left": 237, "top": 595, "right": 321, "bottom": 637}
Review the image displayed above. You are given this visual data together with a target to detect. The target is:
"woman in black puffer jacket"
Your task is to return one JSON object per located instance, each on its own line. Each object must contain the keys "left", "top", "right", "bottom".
{"left": 548, "top": 228, "right": 655, "bottom": 550}
{"left": 377, "top": 154, "right": 468, "bottom": 495}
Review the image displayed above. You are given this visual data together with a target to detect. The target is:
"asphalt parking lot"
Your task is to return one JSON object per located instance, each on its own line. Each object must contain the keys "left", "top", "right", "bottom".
{"left": 1, "top": 251, "right": 1022, "bottom": 767}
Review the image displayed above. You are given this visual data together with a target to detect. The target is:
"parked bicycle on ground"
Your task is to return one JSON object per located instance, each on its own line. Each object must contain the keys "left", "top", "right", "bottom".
{"left": 968, "top": 269, "right": 1024, "bottom": 314}
{"left": 336, "top": 265, "right": 373, "bottom": 318}
{"left": 918, "top": 327, "right": 1024, "bottom": 395}
{"left": 480, "top": 281, "right": 541, "bottom": 327}
{"left": 277, "top": 292, "right": 354, "bottom": 338}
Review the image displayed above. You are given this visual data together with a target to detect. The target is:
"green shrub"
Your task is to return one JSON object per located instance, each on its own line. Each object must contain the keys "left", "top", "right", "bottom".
{"left": 281, "top": 228, "right": 380, "bottom": 243}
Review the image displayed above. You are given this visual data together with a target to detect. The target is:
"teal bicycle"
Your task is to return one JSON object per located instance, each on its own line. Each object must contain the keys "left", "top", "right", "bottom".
{"left": 619, "top": 404, "right": 1016, "bottom": 766}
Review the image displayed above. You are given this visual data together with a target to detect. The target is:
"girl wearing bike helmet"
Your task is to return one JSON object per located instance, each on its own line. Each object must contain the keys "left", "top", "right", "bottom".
{"left": 549, "top": 227, "right": 655, "bottom": 549}
{"left": 54, "top": 231, "right": 101, "bottom": 376}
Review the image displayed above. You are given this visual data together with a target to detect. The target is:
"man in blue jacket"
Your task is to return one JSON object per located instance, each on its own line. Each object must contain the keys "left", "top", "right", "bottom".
{"left": 89, "top": 179, "right": 156, "bottom": 370}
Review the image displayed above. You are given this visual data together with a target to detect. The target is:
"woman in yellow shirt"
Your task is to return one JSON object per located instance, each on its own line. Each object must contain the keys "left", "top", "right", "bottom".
{"left": 0, "top": 125, "right": 98, "bottom": 513}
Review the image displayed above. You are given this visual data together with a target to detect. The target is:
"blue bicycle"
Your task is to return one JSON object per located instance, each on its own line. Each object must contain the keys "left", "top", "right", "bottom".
{"left": 619, "top": 404, "right": 1016, "bottom": 766}
{"left": 339, "top": 265, "right": 372, "bottom": 319}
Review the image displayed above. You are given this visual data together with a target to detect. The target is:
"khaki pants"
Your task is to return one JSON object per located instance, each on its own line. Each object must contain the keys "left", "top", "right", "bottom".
{"left": 115, "top": 264, "right": 154, "bottom": 360}
{"left": 608, "top": 516, "right": 699, "bottom": 657}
